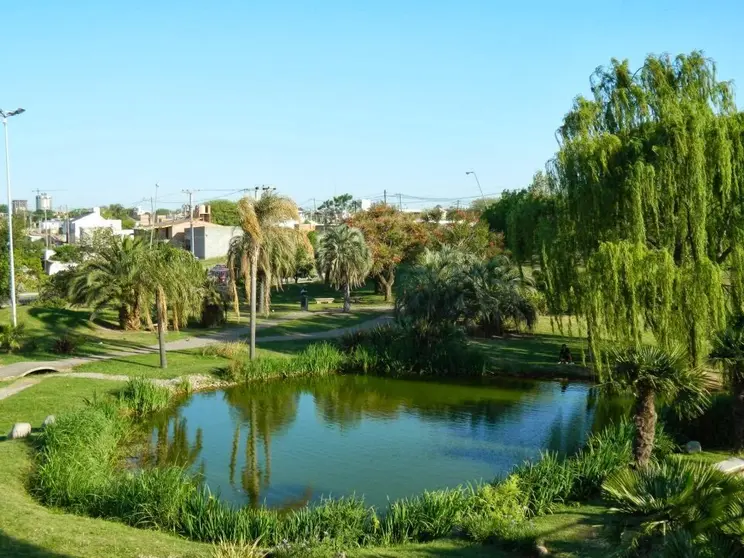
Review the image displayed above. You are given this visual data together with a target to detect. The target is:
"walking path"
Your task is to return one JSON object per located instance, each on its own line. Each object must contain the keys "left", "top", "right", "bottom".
{"left": 0, "top": 310, "right": 392, "bottom": 401}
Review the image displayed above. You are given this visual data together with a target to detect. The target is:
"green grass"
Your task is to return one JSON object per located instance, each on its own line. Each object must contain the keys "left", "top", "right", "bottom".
{"left": 472, "top": 316, "right": 592, "bottom": 379}
{"left": 0, "top": 305, "right": 219, "bottom": 365}
{"left": 73, "top": 350, "right": 232, "bottom": 379}
{"left": 268, "top": 279, "right": 388, "bottom": 312}
{"left": 256, "top": 308, "right": 387, "bottom": 337}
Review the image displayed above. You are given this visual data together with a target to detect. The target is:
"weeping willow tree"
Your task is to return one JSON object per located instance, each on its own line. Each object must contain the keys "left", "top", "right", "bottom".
{"left": 546, "top": 51, "right": 744, "bottom": 369}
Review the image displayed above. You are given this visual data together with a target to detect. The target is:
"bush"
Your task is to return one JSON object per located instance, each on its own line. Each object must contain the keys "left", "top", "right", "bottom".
{"left": 460, "top": 477, "right": 531, "bottom": 546}
{"left": 52, "top": 335, "right": 81, "bottom": 355}
{"left": 339, "top": 322, "right": 487, "bottom": 377}
{"left": 225, "top": 343, "right": 344, "bottom": 383}
{"left": 35, "top": 269, "right": 74, "bottom": 308}
{"left": 663, "top": 392, "right": 734, "bottom": 449}
{"left": 602, "top": 458, "right": 744, "bottom": 556}
{"left": 118, "top": 377, "right": 172, "bottom": 417}
{"left": 514, "top": 419, "right": 674, "bottom": 516}
{"left": 0, "top": 323, "right": 26, "bottom": 353}
{"left": 202, "top": 342, "right": 248, "bottom": 360}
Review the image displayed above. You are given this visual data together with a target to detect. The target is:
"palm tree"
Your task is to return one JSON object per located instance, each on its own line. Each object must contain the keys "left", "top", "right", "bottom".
{"left": 710, "top": 317, "right": 744, "bottom": 450}
{"left": 602, "top": 458, "right": 744, "bottom": 556}
{"left": 141, "top": 242, "right": 205, "bottom": 368}
{"left": 317, "top": 225, "right": 372, "bottom": 312}
{"left": 467, "top": 255, "right": 537, "bottom": 335}
{"left": 394, "top": 247, "right": 473, "bottom": 325}
{"left": 68, "top": 235, "right": 147, "bottom": 330}
{"left": 234, "top": 193, "right": 299, "bottom": 359}
{"left": 609, "top": 345, "right": 708, "bottom": 467}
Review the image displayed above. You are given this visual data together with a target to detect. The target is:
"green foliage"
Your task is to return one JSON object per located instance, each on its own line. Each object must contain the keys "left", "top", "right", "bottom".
{"left": 395, "top": 248, "right": 537, "bottom": 335}
{"left": 0, "top": 217, "right": 44, "bottom": 298}
{"left": 117, "top": 377, "right": 172, "bottom": 417}
{"left": 663, "top": 393, "right": 735, "bottom": 449}
{"left": 209, "top": 200, "right": 241, "bottom": 226}
{"left": 317, "top": 225, "right": 372, "bottom": 311}
{"left": 547, "top": 52, "right": 744, "bottom": 367}
{"left": 339, "top": 322, "right": 487, "bottom": 377}
{"left": 0, "top": 323, "right": 26, "bottom": 353}
{"left": 226, "top": 343, "right": 343, "bottom": 382}
{"left": 513, "top": 419, "right": 673, "bottom": 516}
{"left": 32, "top": 405, "right": 538, "bottom": 550}
{"left": 316, "top": 193, "right": 357, "bottom": 225}
{"left": 51, "top": 334, "right": 81, "bottom": 355}
{"left": 459, "top": 477, "right": 532, "bottom": 546}
{"left": 602, "top": 458, "right": 744, "bottom": 556}
{"left": 51, "top": 243, "right": 84, "bottom": 263}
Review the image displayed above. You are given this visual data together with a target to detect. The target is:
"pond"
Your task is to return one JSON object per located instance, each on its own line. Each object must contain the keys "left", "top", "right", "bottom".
{"left": 141, "top": 375, "right": 614, "bottom": 510}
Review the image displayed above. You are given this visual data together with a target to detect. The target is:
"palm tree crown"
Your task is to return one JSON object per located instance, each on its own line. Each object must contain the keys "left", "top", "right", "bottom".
{"left": 317, "top": 225, "right": 372, "bottom": 312}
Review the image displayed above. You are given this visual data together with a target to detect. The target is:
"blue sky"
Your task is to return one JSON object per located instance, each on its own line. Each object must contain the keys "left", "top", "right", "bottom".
{"left": 3, "top": 1, "right": 743, "bottom": 210}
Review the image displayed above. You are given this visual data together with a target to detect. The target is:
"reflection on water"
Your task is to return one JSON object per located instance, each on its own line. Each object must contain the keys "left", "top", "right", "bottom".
{"left": 141, "top": 375, "right": 611, "bottom": 509}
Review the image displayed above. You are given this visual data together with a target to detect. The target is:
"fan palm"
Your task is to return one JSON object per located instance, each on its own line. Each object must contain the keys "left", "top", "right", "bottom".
{"left": 467, "top": 255, "right": 537, "bottom": 335}
{"left": 234, "top": 193, "right": 299, "bottom": 359}
{"left": 609, "top": 345, "right": 709, "bottom": 467}
{"left": 317, "top": 225, "right": 372, "bottom": 312}
{"left": 710, "top": 317, "right": 744, "bottom": 450}
{"left": 140, "top": 242, "right": 206, "bottom": 367}
{"left": 602, "top": 458, "right": 744, "bottom": 556}
{"left": 68, "top": 235, "right": 147, "bottom": 330}
{"left": 394, "top": 246, "right": 473, "bottom": 324}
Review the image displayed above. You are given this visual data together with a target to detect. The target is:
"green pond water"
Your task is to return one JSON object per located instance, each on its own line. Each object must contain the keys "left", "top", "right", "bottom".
{"left": 142, "top": 375, "right": 612, "bottom": 510}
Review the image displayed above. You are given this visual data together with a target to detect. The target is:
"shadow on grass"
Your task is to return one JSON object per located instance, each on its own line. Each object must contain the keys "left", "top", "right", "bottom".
{"left": 0, "top": 532, "right": 76, "bottom": 558}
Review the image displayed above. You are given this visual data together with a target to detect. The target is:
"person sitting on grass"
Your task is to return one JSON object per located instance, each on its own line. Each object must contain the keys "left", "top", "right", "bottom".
{"left": 559, "top": 344, "right": 573, "bottom": 364}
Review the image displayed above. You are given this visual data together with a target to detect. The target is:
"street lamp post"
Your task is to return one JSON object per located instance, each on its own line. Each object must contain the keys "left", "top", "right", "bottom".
{"left": 1, "top": 108, "right": 25, "bottom": 327}
{"left": 465, "top": 170, "right": 485, "bottom": 200}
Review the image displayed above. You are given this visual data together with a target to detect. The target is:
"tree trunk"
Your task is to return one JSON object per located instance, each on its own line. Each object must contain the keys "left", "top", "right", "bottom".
{"left": 378, "top": 271, "right": 394, "bottom": 302}
{"left": 343, "top": 282, "right": 351, "bottom": 313}
{"left": 249, "top": 247, "right": 259, "bottom": 360}
{"left": 632, "top": 388, "right": 656, "bottom": 467}
{"left": 734, "top": 375, "right": 744, "bottom": 451}
{"left": 262, "top": 271, "right": 271, "bottom": 317}
{"left": 156, "top": 288, "right": 167, "bottom": 369}
{"left": 119, "top": 304, "right": 142, "bottom": 331}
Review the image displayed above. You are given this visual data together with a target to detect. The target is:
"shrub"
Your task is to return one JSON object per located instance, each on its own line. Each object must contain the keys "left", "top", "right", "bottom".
{"left": 118, "top": 377, "right": 172, "bottom": 417}
{"left": 293, "top": 342, "right": 344, "bottom": 376}
{"left": 380, "top": 488, "right": 467, "bottom": 544}
{"left": 602, "top": 458, "right": 744, "bottom": 556}
{"left": 339, "top": 322, "right": 487, "bottom": 377}
{"left": 0, "top": 323, "right": 26, "bottom": 353}
{"left": 202, "top": 342, "right": 248, "bottom": 360}
{"left": 663, "top": 392, "right": 734, "bottom": 449}
{"left": 52, "top": 334, "right": 81, "bottom": 355}
{"left": 460, "top": 477, "right": 531, "bottom": 546}
{"left": 225, "top": 344, "right": 344, "bottom": 383}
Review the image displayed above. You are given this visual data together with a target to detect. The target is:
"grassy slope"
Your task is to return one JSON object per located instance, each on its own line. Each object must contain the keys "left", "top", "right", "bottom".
{"left": 472, "top": 316, "right": 593, "bottom": 378}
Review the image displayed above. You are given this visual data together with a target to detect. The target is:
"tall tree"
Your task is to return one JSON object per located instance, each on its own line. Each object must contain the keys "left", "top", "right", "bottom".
{"left": 316, "top": 194, "right": 356, "bottom": 225}
{"left": 69, "top": 236, "right": 147, "bottom": 329}
{"left": 209, "top": 200, "right": 240, "bottom": 226}
{"left": 347, "top": 204, "right": 427, "bottom": 301}
{"left": 235, "top": 193, "right": 299, "bottom": 359}
{"left": 547, "top": 52, "right": 744, "bottom": 366}
{"left": 317, "top": 225, "right": 372, "bottom": 312}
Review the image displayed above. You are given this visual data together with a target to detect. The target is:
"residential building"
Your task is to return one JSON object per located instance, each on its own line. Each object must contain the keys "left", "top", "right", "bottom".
{"left": 69, "top": 207, "right": 132, "bottom": 243}
{"left": 36, "top": 193, "right": 53, "bottom": 212}
{"left": 11, "top": 200, "right": 28, "bottom": 214}
{"left": 182, "top": 223, "right": 242, "bottom": 259}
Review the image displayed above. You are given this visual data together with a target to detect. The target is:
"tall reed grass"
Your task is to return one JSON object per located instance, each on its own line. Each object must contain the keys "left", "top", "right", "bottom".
{"left": 225, "top": 343, "right": 343, "bottom": 383}
{"left": 118, "top": 376, "right": 172, "bottom": 417}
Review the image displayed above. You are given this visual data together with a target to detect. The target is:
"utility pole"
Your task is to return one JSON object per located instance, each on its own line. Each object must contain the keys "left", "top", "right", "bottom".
{"left": 383, "top": 190, "right": 387, "bottom": 205}
{"left": 398, "top": 193, "right": 402, "bottom": 210}
{"left": 150, "top": 183, "right": 159, "bottom": 247}
{"left": 2, "top": 108, "right": 25, "bottom": 327}
{"left": 182, "top": 189, "right": 197, "bottom": 257}
{"left": 312, "top": 198, "right": 317, "bottom": 222}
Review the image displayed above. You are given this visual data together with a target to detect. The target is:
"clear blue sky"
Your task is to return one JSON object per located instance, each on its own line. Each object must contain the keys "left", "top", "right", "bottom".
{"left": 4, "top": 1, "right": 743, "bottom": 210}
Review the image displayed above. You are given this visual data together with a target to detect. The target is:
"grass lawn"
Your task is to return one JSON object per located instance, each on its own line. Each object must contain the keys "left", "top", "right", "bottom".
{"left": 256, "top": 308, "right": 387, "bottom": 338}
{"left": 268, "top": 279, "right": 388, "bottom": 312}
{"left": 72, "top": 350, "right": 232, "bottom": 379}
{"left": 0, "top": 305, "right": 222, "bottom": 365}
{"left": 472, "top": 316, "right": 593, "bottom": 379}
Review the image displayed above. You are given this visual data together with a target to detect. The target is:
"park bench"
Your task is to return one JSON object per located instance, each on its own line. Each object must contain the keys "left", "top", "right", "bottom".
{"left": 313, "top": 297, "right": 335, "bottom": 304}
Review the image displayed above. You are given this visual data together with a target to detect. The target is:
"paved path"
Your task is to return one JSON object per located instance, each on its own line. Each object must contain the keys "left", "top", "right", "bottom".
{"left": 0, "top": 310, "right": 392, "bottom": 400}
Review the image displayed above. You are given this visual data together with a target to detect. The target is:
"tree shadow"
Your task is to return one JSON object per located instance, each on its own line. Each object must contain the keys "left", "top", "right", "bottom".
{"left": 0, "top": 532, "right": 77, "bottom": 558}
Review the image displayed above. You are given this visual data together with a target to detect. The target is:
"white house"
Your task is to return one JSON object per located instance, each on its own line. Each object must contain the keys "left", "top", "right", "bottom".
{"left": 69, "top": 207, "right": 132, "bottom": 243}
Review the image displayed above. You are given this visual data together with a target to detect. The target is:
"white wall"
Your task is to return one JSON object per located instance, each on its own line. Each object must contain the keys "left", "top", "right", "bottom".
{"left": 70, "top": 207, "right": 123, "bottom": 243}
